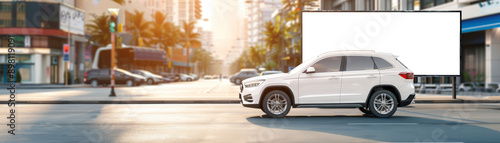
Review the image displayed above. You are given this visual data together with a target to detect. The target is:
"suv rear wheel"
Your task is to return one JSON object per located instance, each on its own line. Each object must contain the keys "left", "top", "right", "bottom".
{"left": 261, "top": 90, "right": 291, "bottom": 118}
{"left": 147, "top": 79, "right": 154, "bottom": 85}
{"left": 369, "top": 90, "right": 398, "bottom": 118}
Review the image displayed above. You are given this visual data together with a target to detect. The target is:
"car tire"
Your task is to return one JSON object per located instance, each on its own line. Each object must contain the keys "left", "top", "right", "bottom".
{"left": 235, "top": 79, "right": 242, "bottom": 85}
{"left": 261, "top": 90, "right": 291, "bottom": 118}
{"left": 459, "top": 89, "right": 464, "bottom": 92}
{"left": 358, "top": 107, "right": 372, "bottom": 114}
{"left": 187, "top": 78, "right": 192, "bottom": 82}
{"left": 369, "top": 89, "right": 398, "bottom": 118}
{"left": 91, "top": 79, "right": 99, "bottom": 87}
{"left": 147, "top": 78, "right": 154, "bottom": 85}
{"left": 126, "top": 79, "right": 134, "bottom": 87}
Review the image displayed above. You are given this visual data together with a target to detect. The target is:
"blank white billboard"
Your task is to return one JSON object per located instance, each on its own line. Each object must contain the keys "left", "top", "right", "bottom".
{"left": 302, "top": 11, "right": 461, "bottom": 76}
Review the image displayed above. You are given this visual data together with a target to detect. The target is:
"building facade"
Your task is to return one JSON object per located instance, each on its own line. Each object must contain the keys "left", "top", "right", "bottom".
{"left": 320, "top": 0, "right": 500, "bottom": 85}
{"left": 0, "top": 0, "right": 86, "bottom": 84}
{"left": 245, "top": 0, "right": 282, "bottom": 48}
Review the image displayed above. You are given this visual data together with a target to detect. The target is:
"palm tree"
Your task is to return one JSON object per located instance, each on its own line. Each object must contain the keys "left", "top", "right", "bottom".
{"left": 179, "top": 21, "right": 201, "bottom": 74}
{"left": 126, "top": 10, "right": 152, "bottom": 46}
{"left": 85, "top": 13, "right": 110, "bottom": 46}
{"left": 247, "top": 44, "right": 265, "bottom": 68}
{"left": 262, "top": 15, "right": 290, "bottom": 70}
{"left": 112, "top": 0, "right": 126, "bottom": 5}
{"left": 149, "top": 11, "right": 181, "bottom": 57}
{"left": 192, "top": 48, "right": 214, "bottom": 75}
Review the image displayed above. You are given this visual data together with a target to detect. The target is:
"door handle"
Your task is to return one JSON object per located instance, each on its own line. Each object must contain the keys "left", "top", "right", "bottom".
{"left": 328, "top": 76, "right": 340, "bottom": 80}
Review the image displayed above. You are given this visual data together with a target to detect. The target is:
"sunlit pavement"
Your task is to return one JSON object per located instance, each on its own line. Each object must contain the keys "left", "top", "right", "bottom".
{"left": 1, "top": 103, "right": 500, "bottom": 142}
{"left": 0, "top": 79, "right": 241, "bottom": 102}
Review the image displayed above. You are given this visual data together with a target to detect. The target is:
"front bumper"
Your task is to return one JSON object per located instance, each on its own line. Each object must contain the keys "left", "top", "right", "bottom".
{"left": 239, "top": 84, "right": 262, "bottom": 108}
{"left": 399, "top": 93, "right": 415, "bottom": 107}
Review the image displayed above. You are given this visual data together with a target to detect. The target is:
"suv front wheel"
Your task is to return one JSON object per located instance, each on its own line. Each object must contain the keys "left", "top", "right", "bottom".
{"left": 369, "top": 90, "right": 398, "bottom": 118}
{"left": 261, "top": 90, "right": 291, "bottom": 118}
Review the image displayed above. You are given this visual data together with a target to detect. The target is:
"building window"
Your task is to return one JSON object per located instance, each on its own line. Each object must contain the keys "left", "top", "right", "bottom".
{"left": 32, "top": 36, "right": 49, "bottom": 48}
{"left": 421, "top": 0, "right": 453, "bottom": 9}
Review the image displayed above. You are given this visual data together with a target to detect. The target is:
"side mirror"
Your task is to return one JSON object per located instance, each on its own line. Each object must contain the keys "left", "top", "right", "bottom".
{"left": 305, "top": 67, "right": 316, "bottom": 74}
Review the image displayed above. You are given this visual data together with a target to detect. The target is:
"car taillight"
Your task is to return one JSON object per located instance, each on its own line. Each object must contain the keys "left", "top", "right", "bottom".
{"left": 84, "top": 71, "right": 88, "bottom": 82}
{"left": 399, "top": 72, "right": 414, "bottom": 79}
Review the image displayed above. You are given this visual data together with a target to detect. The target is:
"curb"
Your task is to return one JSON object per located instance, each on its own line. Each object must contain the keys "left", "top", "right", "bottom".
{"left": 1, "top": 99, "right": 499, "bottom": 104}
{"left": 414, "top": 100, "right": 500, "bottom": 103}
{"left": 0, "top": 100, "right": 242, "bottom": 104}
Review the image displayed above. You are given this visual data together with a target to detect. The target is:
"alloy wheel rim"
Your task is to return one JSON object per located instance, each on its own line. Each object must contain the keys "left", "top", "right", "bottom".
{"left": 91, "top": 80, "right": 98, "bottom": 87}
{"left": 267, "top": 94, "right": 288, "bottom": 115}
{"left": 373, "top": 93, "right": 394, "bottom": 114}
{"left": 127, "top": 80, "right": 133, "bottom": 86}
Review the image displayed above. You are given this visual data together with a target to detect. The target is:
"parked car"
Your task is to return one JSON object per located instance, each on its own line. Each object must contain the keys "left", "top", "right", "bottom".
{"left": 260, "top": 71, "right": 283, "bottom": 76}
{"left": 458, "top": 82, "right": 485, "bottom": 92}
{"left": 240, "top": 51, "right": 415, "bottom": 118}
{"left": 190, "top": 74, "right": 199, "bottom": 80}
{"left": 84, "top": 68, "right": 145, "bottom": 87}
{"left": 230, "top": 69, "right": 259, "bottom": 85}
{"left": 180, "top": 74, "right": 194, "bottom": 81}
{"left": 486, "top": 82, "right": 500, "bottom": 93}
{"left": 161, "top": 73, "right": 181, "bottom": 82}
{"left": 131, "top": 70, "right": 164, "bottom": 85}
{"left": 203, "top": 75, "right": 213, "bottom": 79}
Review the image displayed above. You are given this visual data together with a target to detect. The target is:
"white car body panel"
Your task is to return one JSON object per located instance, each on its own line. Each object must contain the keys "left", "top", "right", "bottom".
{"left": 340, "top": 69, "right": 379, "bottom": 103}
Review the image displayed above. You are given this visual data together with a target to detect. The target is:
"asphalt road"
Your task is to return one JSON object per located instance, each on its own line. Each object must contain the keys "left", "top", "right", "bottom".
{"left": 1, "top": 103, "right": 500, "bottom": 143}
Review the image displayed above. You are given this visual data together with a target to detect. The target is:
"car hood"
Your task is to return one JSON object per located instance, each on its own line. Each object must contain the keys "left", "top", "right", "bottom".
{"left": 243, "top": 73, "right": 289, "bottom": 83}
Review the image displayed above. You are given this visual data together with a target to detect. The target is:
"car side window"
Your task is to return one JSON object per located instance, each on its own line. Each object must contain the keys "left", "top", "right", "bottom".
{"left": 373, "top": 57, "right": 393, "bottom": 69}
{"left": 311, "top": 56, "right": 342, "bottom": 73}
{"left": 345, "top": 56, "right": 375, "bottom": 71}
{"left": 99, "top": 70, "right": 108, "bottom": 75}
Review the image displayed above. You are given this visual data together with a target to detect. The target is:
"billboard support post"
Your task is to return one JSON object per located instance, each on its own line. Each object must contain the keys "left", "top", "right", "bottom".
{"left": 452, "top": 76, "right": 457, "bottom": 99}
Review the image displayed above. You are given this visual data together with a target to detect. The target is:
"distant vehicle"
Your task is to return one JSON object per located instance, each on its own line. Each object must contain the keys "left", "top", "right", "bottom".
{"left": 260, "top": 71, "right": 283, "bottom": 76}
{"left": 190, "top": 74, "right": 199, "bottom": 80}
{"left": 84, "top": 68, "right": 145, "bottom": 87}
{"left": 486, "top": 82, "right": 500, "bottom": 93}
{"left": 161, "top": 73, "right": 181, "bottom": 82}
{"left": 180, "top": 74, "right": 194, "bottom": 81}
{"left": 131, "top": 70, "right": 164, "bottom": 85}
{"left": 230, "top": 69, "right": 259, "bottom": 85}
{"left": 458, "top": 82, "right": 485, "bottom": 92}
{"left": 203, "top": 75, "right": 213, "bottom": 79}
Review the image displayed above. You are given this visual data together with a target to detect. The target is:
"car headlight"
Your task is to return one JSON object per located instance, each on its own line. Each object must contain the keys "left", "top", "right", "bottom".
{"left": 244, "top": 79, "right": 265, "bottom": 88}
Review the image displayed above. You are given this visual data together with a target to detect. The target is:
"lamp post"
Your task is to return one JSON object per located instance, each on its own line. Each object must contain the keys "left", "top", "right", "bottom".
{"left": 108, "top": 8, "right": 120, "bottom": 97}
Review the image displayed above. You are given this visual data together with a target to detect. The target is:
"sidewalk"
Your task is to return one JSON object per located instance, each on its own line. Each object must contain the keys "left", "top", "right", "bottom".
{"left": 1, "top": 83, "right": 90, "bottom": 89}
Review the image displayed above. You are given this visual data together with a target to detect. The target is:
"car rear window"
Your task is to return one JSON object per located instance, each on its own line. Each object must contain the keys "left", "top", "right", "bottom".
{"left": 345, "top": 56, "right": 375, "bottom": 71}
{"left": 373, "top": 57, "right": 393, "bottom": 69}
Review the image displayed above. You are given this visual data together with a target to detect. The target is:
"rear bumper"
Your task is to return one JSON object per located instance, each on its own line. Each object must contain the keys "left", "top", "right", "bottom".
{"left": 399, "top": 93, "right": 415, "bottom": 107}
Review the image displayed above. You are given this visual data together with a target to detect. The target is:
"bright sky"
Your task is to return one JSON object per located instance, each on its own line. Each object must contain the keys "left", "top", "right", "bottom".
{"left": 201, "top": 0, "right": 246, "bottom": 62}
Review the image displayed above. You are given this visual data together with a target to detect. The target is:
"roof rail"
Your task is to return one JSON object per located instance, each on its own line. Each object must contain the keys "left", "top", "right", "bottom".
{"left": 318, "top": 50, "right": 375, "bottom": 56}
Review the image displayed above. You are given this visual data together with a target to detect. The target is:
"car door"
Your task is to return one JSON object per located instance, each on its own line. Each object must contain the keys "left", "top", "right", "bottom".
{"left": 298, "top": 56, "right": 343, "bottom": 104}
{"left": 341, "top": 56, "right": 380, "bottom": 103}
{"left": 99, "top": 69, "right": 110, "bottom": 84}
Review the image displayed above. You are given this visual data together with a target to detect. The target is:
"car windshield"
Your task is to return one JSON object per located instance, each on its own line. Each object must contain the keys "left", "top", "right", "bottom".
{"left": 289, "top": 57, "right": 317, "bottom": 74}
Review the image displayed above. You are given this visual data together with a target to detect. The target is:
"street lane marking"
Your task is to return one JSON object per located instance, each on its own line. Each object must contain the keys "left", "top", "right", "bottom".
{"left": 347, "top": 123, "right": 418, "bottom": 126}
{"left": 204, "top": 82, "right": 221, "bottom": 94}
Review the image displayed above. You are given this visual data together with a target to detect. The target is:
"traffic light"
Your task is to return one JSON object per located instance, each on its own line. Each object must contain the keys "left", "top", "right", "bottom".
{"left": 116, "top": 36, "right": 122, "bottom": 49}
{"left": 109, "top": 15, "right": 117, "bottom": 33}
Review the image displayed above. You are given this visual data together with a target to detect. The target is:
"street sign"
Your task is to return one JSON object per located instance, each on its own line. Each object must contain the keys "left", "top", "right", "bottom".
{"left": 63, "top": 44, "right": 70, "bottom": 61}
{"left": 63, "top": 54, "right": 69, "bottom": 61}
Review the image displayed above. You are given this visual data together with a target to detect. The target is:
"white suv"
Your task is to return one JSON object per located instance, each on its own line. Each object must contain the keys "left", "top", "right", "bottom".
{"left": 239, "top": 51, "right": 415, "bottom": 118}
